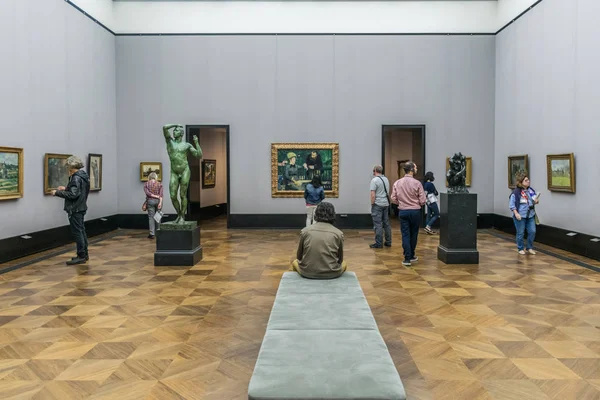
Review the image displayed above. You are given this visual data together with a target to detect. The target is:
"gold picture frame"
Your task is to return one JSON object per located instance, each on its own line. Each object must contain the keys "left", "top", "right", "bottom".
{"left": 445, "top": 156, "right": 472, "bottom": 187}
{"left": 44, "top": 153, "right": 71, "bottom": 195}
{"left": 508, "top": 154, "right": 529, "bottom": 189}
{"left": 271, "top": 143, "right": 339, "bottom": 198}
{"left": 0, "top": 146, "right": 24, "bottom": 200}
{"left": 547, "top": 153, "right": 575, "bottom": 193}
{"left": 140, "top": 162, "right": 162, "bottom": 182}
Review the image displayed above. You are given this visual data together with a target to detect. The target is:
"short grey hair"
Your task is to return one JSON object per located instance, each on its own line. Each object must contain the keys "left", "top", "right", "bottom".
{"left": 149, "top": 172, "right": 158, "bottom": 180}
{"left": 373, "top": 165, "right": 383, "bottom": 174}
{"left": 66, "top": 156, "right": 84, "bottom": 170}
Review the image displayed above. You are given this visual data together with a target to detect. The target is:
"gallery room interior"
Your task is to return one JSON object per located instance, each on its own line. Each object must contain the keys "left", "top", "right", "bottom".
{"left": 0, "top": 0, "right": 599, "bottom": 398}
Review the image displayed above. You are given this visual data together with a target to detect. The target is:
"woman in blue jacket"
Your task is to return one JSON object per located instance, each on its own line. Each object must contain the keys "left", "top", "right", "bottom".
{"left": 304, "top": 175, "right": 325, "bottom": 227}
{"left": 509, "top": 173, "right": 540, "bottom": 255}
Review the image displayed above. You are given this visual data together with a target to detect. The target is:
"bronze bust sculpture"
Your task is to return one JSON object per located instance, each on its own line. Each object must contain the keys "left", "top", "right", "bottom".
{"left": 446, "top": 152, "right": 468, "bottom": 194}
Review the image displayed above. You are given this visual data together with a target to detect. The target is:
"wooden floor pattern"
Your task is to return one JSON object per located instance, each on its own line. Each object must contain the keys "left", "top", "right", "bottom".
{"left": 0, "top": 217, "right": 599, "bottom": 399}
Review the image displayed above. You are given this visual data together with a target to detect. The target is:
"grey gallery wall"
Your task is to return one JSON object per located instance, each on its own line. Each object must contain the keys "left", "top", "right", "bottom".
{"left": 0, "top": 0, "right": 118, "bottom": 240}
{"left": 116, "top": 35, "right": 496, "bottom": 216}
{"left": 494, "top": 0, "right": 600, "bottom": 236}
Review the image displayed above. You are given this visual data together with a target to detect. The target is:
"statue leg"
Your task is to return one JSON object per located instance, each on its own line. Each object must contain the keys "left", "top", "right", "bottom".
{"left": 169, "top": 172, "right": 181, "bottom": 222}
{"left": 178, "top": 167, "right": 191, "bottom": 222}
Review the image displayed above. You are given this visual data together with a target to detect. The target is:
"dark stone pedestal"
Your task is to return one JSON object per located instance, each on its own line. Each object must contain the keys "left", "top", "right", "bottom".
{"left": 154, "top": 221, "right": 203, "bottom": 266}
{"left": 437, "top": 193, "right": 479, "bottom": 264}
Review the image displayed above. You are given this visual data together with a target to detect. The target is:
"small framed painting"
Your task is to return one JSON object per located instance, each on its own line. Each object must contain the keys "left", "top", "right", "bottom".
{"left": 88, "top": 153, "right": 103, "bottom": 191}
{"left": 508, "top": 154, "right": 529, "bottom": 189}
{"left": 202, "top": 159, "right": 216, "bottom": 188}
{"left": 44, "top": 153, "right": 71, "bottom": 195}
{"left": 0, "top": 146, "right": 24, "bottom": 200}
{"left": 547, "top": 153, "right": 575, "bottom": 193}
{"left": 445, "top": 156, "right": 472, "bottom": 187}
{"left": 140, "top": 162, "right": 162, "bottom": 182}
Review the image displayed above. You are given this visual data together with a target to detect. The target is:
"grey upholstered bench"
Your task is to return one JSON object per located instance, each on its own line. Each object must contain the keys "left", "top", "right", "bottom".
{"left": 248, "top": 271, "right": 406, "bottom": 400}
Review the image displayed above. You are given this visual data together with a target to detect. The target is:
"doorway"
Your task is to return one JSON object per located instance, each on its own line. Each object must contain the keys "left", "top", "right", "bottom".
{"left": 381, "top": 125, "right": 426, "bottom": 223}
{"left": 186, "top": 125, "right": 230, "bottom": 227}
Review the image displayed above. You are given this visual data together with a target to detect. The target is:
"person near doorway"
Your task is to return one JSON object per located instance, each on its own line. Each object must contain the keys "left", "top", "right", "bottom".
{"left": 51, "top": 156, "right": 90, "bottom": 265}
{"left": 144, "top": 172, "right": 163, "bottom": 239}
{"left": 423, "top": 171, "right": 439, "bottom": 234}
{"left": 291, "top": 202, "right": 347, "bottom": 279}
{"left": 304, "top": 175, "right": 325, "bottom": 227}
{"left": 391, "top": 161, "right": 426, "bottom": 266}
{"left": 369, "top": 165, "right": 391, "bottom": 248}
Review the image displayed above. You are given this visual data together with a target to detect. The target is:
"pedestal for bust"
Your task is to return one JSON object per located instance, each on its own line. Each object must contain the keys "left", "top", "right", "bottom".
{"left": 437, "top": 193, "right": 479, "bottom": 264}
{"left": 154, "top": 221, "right": 203, "bottom": 266}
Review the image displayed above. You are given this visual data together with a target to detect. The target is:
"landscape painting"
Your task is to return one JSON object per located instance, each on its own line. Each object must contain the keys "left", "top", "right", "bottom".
{"left": 44, "top": 153, "right": 71, "bottom": 195}
{"left": 140, "top": 162, "right": 162, "bottom": 182}
{"left": 88, "top": 153, "right": 102, "bottom": 191}
{"left": 508, "top": 154, "right": 529, "bottom": 189}
{"left": 0, "top": 146, "right": 23, "bottom": 200}
{"left": 547, "top": 153, "right": 575, "bottom": 193}
{"left": 271, "top": 143, "right": 339, "bottom": 198}
{"left": 202, "top": 159, "right": 216, "bottom": 188}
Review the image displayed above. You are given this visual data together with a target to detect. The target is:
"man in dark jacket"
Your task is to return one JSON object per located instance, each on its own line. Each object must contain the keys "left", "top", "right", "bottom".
{"left": 52, "top": 156, "right": 90, "bottom": 265}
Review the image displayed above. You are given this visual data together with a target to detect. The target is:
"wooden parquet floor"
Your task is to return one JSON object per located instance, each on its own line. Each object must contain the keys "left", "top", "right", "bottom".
{"left": 0, "top": 217, "right": 599, "bottom": 400}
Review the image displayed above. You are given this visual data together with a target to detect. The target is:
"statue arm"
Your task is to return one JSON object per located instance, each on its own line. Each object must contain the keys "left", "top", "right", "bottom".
{"left": 162, "top": 124, "right": 178, "bottom": 141}
{"left": 188, "top": 136, "right": 203, "bottom": 159}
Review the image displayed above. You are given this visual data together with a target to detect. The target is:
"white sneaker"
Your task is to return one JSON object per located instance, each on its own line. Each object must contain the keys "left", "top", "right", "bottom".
{"left": 527, "top": 249, "right": 536, "bottom": 255}
{"left": 518, "top": 250, "right": 526, "bottom": 255}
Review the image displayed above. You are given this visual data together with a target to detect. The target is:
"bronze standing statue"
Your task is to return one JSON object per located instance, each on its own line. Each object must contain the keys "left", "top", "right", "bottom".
{"left": 163, "top": 124, "right": 203, "bottom": 224}
{"left": 446, "top": 152, "right": 468, "bottom": 194}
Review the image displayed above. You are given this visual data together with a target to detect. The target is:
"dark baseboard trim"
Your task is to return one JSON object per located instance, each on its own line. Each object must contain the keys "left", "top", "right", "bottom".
{"left": 0, "top": 215, "right": 119, "bottom": 265}
{"left": 229, "top": 213, "right": 495, "bottom": 230}
{"left": 117, "top": 213, "right": 178, "bottom": 230}
{"left": 490, "top": 214, "right": 600, "bottom": 263}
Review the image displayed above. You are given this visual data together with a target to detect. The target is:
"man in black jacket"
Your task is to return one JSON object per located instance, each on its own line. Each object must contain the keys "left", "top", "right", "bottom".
{"left": 52, "top": 156, "right": 90, "bottom": 265}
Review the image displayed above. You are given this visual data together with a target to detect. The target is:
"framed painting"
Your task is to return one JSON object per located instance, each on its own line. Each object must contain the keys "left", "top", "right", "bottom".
{"left": 202, "top": 159, "right": 216, "bottom": 188}
{"left": 140, "top": 162, "right": 162, "bottom": 182}
{"left": 88, "top": 153, "right": 103, "bottom": 191}
{"left": 271, "top": 143, "right": 339, "bottom": 198}
{"left": 508, "top": 154, "right": 529, "bottom": 189}
{"left": 44, "top": 153, "right": 71, "bottom": 195}
{"left": 445, "top": 156, "right": 472, "bottom": 187}
{"left": 0, "top": 146, "right": 24, "bottom": 200}
{"left": 547, "top": 153, "right": 575, "bottom": 193}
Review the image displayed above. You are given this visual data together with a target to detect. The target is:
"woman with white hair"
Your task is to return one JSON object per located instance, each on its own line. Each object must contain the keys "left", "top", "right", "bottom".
{"left": 52, "top": 155, "right": 90, "bottom": 265}
{"left": 143, "top": 172, "right": 163, "bottom": 239}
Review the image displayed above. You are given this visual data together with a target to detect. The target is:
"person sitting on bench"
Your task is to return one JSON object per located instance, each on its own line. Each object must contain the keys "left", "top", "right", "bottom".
{"left": 291, "top": 201, "right": 347, "bottom": 279}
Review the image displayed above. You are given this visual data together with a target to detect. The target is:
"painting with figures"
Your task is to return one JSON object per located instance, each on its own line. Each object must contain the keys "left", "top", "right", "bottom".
{"left": 140, "top": 162, "right": 162, "bottom": 182}
{"left": 44, "top": 153, "right": 71, "bottom": 195}
{"left": 0, "top": 146, "right": 24, "bottom": 200}
{"left": 508, "top": 155, "right": 529, "bottom": 189}
{"left": 202, "top": 159, "right": 216, "bottom": 188}
{"left": 271, "top": 143, "right": 339, "bottom": 198}
{"left": 547, "top": 153, "right": 575, "bottom": 193}
{"left": 88, "top": 154, "right": 102, "bottom": 191}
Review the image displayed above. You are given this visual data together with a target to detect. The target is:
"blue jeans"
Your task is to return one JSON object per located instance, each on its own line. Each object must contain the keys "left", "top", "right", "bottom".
{"left": 371, "top": 204, "right": 392, "bottom": 246}
{"left": 513, "top": 215, "right": 536, "bottom": 251}
{"left": 426, "top": 202, "right": 439, "bottom": 227}
{"left": 399, "top": 209, "right": 420, "bottom": 261}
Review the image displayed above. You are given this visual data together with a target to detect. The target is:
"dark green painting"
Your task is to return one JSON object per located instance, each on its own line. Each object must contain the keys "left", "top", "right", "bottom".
{"left": 271, "top": 143, "right": 339, "bottom": 198}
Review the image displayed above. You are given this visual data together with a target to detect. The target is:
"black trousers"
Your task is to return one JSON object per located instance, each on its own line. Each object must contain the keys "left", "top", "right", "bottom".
{"left": 69, "top": 211, "right": 88, "bottom": 258}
